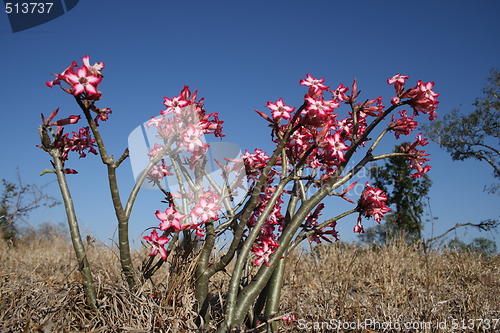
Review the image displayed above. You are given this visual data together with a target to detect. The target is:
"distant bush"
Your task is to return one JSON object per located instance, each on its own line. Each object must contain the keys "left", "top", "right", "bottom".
{"left": 20, "top": 221, "right": 69, "bottom": 244}
{"left": 1, "top": 171, "right": 60, "bottom": 243}
{"left": 447, "top": 237, "right": 497, "bottom": 257}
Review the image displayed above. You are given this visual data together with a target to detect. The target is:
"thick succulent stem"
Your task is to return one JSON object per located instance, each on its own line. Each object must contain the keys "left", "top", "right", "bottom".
{"left": 195, "top": 221, "right": 216, "bottom": 327}
{"left": 51, "top": 150, "right": 97, "bottom": 308}
{"left": 77, "top": 99, "right": 153, "bottom": 290}
{"left": 263, "top": 249, "right": 286, "bottom": 331}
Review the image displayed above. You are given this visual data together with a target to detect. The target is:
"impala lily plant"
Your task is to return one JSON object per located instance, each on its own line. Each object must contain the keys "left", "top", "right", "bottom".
{"left": 38, "top": 56, "right": 438, "bottom": 331}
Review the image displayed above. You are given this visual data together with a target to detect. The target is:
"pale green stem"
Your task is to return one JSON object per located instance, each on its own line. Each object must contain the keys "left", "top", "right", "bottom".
{"left": 78, "top": 99, "right": 177, "bottom": 289}
{"left": 219, "top": 176, "right": 293, "bottom": 332}
{"left": 261, "top": 181, "right": 301, "bottom": 330}
{"left": 195, "top": 220, "right": 216, "bottom": 327}
{"left": 51, "top": 149, "right": 97, "bottom": 308}
{"left": 263, "top": 256, "right": 286, "bottom": 331}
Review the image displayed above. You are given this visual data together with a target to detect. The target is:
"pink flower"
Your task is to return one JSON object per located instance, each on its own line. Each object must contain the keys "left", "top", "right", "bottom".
{"left": 388, "top": 73, "right": 410, "bottom": 99}
{"left": 147, "top": 143, "right": 166, "bottom": 159}
{"left": 287, "top": 128, "right": 312, "bottom": 149}
{"left": 357, "top": 182, "right": 391, "bottom": 225}
{"left": 82, "top": 55, "right": 104, "bottom": 77}
{"left": 331, "top": 83, "right": 349, "bottom": 102}
{"left": 387, "top": 73, "right": 410, "bottom": 85}
{"left": 252, "top": 241, "right": 273, "bottom": 267}
{"left": 94, "top": 108, "right": 112, "bottom": 126}
{"left": 353, "top": 222, "right": 365, "bottom": 234}
{"left": 187, "top": 145, "right": 209, "bottom": 169}
{"left": 400, "top": 134, "right": 432, "bottom": 178}
{"left": 337, "top": 118, "right": 352, "bottom": 135}
{"left": 416, "top": 80, "right": 439, "bottom": 101}
{"left": 300, "top": 74, "right": 330, "bottom": 98}
{"left": 182, "top": 125, "right": 204, "bottom": 152}
{"left": 202, "top": 112, "right": 225, "bottom": 138}
{"left": 365, "top": 186, "right": 388, "bottom": 203}
{"left": 161, "top": 95, "right": 189, "bottom": 115}
{"left": 63, "top": 127, "right": 98, "bottom": 159}
{"left": 266, "top": 98, "right": 295, "bottom": 120}
{"left": 391, "top": 97, "right": 401, "bottom": 105}
{"left": 304, "top": 96, "right": 339, "bottom": 118}
{"left": 147, "top": 116, "right": 164, "bottom": 129}
{"left": 191, "top": 197, "right": 220, "bottom": 223}
{"left": 46, "top": 56, "right": 104, "bottom": 100}
{"left": 143, "top": 229, "right": 169, "bottom": 260}
{"left": 46, "top": 61, "right": 78, "bottom": 88}
{"left": 149, "top": 160, "right": 173, "bottom": 179}
{"left": 241, "top": 149, "right": 270, "bottom": 181}
{"left": 389, "top": 110, "right": 418, "bottom": 139}
{"left": 323, "top": 132, "right": 348, "bottom": 162}
{"left": 156, "top": 206, "right": 187, "bottom": 232}
{"left": 65, "top": 66, "right": 102, "bottom": 96}
{"left": 406, "top": 81, "right": 440, "bottom": 120}
{"left": 179, "top": 85, "right": 191, "bottom": 100}
{"left": 282, "top": 314, "right": 297, "bottom": 325}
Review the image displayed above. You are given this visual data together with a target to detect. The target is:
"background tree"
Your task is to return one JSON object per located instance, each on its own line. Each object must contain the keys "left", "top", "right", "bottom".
{"left": 0, "top": 170, "right": 60, "bottom": 242}
{"left": 359, "top": 143, "right": 432, "bottom": 244}
{"left": 423, "top": 69, "right": 500, "bottom": 194}
{"left": 0, "top": 180, "right": 18, "bottom": 240}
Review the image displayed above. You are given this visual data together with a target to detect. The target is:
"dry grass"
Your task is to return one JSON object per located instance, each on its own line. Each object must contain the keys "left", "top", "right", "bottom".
{"left": 1, "top": 237, "right": 499, "bottom": 332}
{"left": 281, "top": 242, "right": 500, "bottom": 332}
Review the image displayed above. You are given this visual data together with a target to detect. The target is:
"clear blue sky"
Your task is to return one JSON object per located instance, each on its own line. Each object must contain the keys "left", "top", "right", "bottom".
{"left": 1, "top": 0, "right": 499, "bottom": 250}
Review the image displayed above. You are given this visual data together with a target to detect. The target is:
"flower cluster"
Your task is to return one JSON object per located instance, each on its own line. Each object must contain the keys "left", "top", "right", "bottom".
{"left": 387, "top": 73, "right": 439, "bottom": 120}
{"left": 62, "top": 127, "right": 98, "bottom": 159}
{"left": 252, "top": 73, "right": 437, "bottom": 190}
{"left": 388, "top": 110, "right": 418, "bottom": 139}
{"left": 241, "top": 149, "right": 270, "bottom": 184}
{"left": 400, "top": 134, "right": 431, "bottom": 178}
{"left": 143, "top": 229, "right": 169, "bottom": 260}
{"left": 38, "top": 108, "right": 98, "bottom": 174}
{"left": 143, "top": 86, "right": 225, "bottom": 259}
{"left": 355, "top": 182, "right": 391, "bottom": 233}
{"left": 141, "top": 71, "right": 438, "bottom": 264}
{"left": 38, "top": 56, "right": 113, "bottom": 173}
{"left": 46, "top": 55, "right": 104, "bottom": 100}
{"left": 246, "top": 73, "right": 438, "bottom": 263}
{"left": 303, "top": 203, "right": 340, "bottom": 244}
{"left": 145, "top": 187, "right": 222, "bottom": 259}
{"left": 255, "top": 74, "right": 389, "bottom": 191}
{"left": 142, "top": 73, "right": 437, "bottom": 264}
{"left": 145, "top": 86, "right": 224, "bottom": 180}
{"left": 246, "top": 166, "right": 283, "bottom": 266}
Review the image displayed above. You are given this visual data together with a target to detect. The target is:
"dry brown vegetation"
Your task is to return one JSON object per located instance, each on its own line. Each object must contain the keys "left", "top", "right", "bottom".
{"left": 1, "top": 236, "right": 499, "bottom": 332}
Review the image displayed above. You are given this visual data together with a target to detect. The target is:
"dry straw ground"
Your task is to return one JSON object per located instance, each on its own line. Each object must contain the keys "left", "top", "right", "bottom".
{"left": 0, "top": 235, "right": 499, "bottom": 332}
